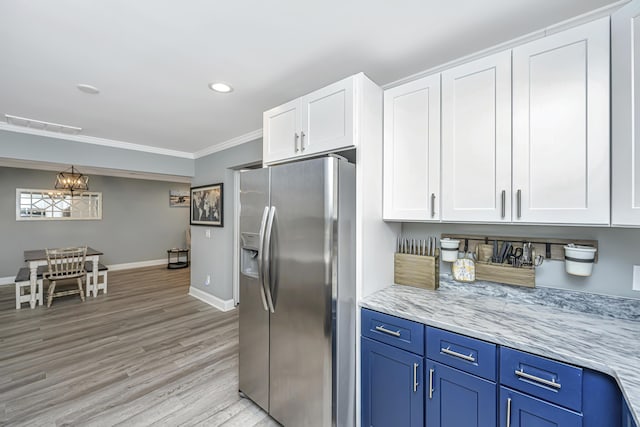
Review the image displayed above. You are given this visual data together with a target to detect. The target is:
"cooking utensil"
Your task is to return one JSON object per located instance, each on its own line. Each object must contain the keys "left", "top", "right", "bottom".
{"left": 496, "top": 241, "right": 510, "bottom": 263}
{"left": 522, "top": 242, "right": 532, "bottom": 265}
{"left": 508, "top": 247, "right": 523, "bottom": 267}
{"left": 491, "top": 240, "right": 498, "bottom": 263}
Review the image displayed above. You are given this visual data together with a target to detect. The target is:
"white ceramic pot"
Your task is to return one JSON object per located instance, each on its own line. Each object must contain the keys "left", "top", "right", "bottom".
{"left": 564, "top": 245, "right": 597, "bottom": 276}
{"left": 440, "top": 238, "right": 460, "bottom": 263}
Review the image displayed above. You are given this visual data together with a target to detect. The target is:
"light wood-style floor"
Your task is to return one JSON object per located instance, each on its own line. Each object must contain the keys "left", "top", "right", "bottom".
{"left": 0, "top": 266, "right": 279, "bottom": 426}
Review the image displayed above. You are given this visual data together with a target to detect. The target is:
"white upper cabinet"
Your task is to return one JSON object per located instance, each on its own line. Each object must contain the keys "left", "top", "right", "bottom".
{"left": 263, "top": 99, "right": 300, "bottom": 165}
{"left": 383, "top": 74, "right": 441, "bottom": 221}
{"left": 441, "top": 51, "right": 512, "bottom": 222}
{"left": 299, "top": 78, "right": 354, "bottom": 157}
{"left": 263, "top": 73, "right": 365, "bottom": 165}
{"left": 612, "top": 2, "right": 640, "bottom": 226}
{"left": 512, "top": 18, "right": 610, "bottom": 225}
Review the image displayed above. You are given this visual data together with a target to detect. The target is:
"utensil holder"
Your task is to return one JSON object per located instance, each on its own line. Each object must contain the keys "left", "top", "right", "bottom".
{"left": 440, "top": 239, "right": 460, "bottom": 262}
{"left": 473, "top": 243, "right": 535, "bottom": 287}
{"left": 564, "top": 245, "right": 597, "bottom": 276}
{"left": 394, "top": 249, "right": 440, "bottom": 290}
{"left": 475, "top": 262, "right": 535, "bottom": 287}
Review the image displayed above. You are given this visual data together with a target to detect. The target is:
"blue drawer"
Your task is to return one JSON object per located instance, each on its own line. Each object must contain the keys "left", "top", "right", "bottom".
{"left": 500, "top": 347, "right": 582, "bottom": 412}
{"left": 361, "top": 309, "right": 424, "bottom": 355}
{"left": 426, "top": 327, "right": 497, "bottom": 381}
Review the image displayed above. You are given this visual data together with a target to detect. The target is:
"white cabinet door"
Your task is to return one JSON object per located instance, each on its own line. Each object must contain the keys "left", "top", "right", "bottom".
{"left": 263, "top": 99, "right": 300, "bottom": 165}
{"left": 512, "top": 18, "right": 610, "bottom": 224}
{"left": 300, "top": 76, "right": 355, "bottom": 157}
{"left": 383, "top": 74, "right": 441, "bottom": 221}
{"left": 441, "top": 51, "right": 512, "bottom": 222}
{"left": 612, "top": 2, "right": 640, "bottom": 226}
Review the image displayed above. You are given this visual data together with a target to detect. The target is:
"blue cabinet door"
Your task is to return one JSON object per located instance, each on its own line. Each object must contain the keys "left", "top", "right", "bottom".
{"left": 623, "top": 398, "right": 638, "bottom": 427}
{"left": 500, "top": 386, "right": 582, "bottom": 427}
{"left": 361, "top": 337, "right": 424, "bottom": 427}
{"left": 426, "top": 360, "right": 497, "bottom": 427}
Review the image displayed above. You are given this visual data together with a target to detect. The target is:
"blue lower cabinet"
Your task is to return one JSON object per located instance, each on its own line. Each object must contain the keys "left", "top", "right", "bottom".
{"left": 361, "top": 337, "right": 424, "bottom": 427}
{"left": 426, "top": 360, "right": 497, "bottom": 427}
{"left": 500, "top": 386, "right": 582, "bottom": 427}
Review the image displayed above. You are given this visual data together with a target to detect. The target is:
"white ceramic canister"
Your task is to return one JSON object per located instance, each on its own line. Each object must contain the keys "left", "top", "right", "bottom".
{"left": 440, "top": 238, "right": 460, "bottom": 263}
{"left": 564, "top": 245, "right": 597, "bottom": 276}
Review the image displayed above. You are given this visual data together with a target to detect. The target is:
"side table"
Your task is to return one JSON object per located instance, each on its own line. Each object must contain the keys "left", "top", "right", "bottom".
{"left": 167, "top": 248, "right": 189, "bottom": 269}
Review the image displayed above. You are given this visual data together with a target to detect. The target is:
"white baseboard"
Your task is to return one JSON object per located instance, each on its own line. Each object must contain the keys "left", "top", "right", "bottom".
{"left": 188, "top": 286, "right": 236, "bottom": 312}
{"left": 107, "top": 258, "right": 166, "bottom": 271}
{"left": 0, "top": 258, "right": 169, "bottom": 286}
{"left": 0, "top": 276, "right": 14, "bottom": 286}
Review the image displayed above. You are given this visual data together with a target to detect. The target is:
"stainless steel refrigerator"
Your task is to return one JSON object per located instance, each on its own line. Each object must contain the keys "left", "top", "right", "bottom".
{"left": 239, "top": 156, "right": 355, "bottom": 427}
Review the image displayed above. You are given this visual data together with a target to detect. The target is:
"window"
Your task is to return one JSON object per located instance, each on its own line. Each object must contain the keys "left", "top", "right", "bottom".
{"left": 16, "top": 189, "right": 102, "bottom": 221}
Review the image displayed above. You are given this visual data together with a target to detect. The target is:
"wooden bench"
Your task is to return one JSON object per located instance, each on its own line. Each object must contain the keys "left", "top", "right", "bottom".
{"left": 85, "top": 262, "right": 108, "bottom": 297}
{"left": 15, "top": 267, "right": 44, "bottom": 309}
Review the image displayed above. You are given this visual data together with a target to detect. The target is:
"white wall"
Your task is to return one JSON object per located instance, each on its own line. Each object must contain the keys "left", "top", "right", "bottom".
{"left": 0, "top": 130, "right": 194, "bottom": 177}
{"left": 190, "top": 139, "right": 262, "bottom": 301}
{"left": 0, "top": 166, "right": 189, "bottom": 278}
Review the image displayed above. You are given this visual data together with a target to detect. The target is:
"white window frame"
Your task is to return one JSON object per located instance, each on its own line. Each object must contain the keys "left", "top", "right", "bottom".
{"left": 16, "top": 188, "right": 103, "bottom": 221}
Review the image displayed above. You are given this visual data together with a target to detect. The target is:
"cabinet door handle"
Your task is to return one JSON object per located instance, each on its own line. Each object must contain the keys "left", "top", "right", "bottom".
{"left": 441, "top": 347, "right": 476, "bottom": 362}
{"left": 515, "top": 369, "right": 562, "bottom": 389}
{"left": 430, "top": 193, "right": 436, "bottom": 218}
{"left": 428, "top": 368, "right": 434, "bottom": 399}
{"left": 506, "top": 397, "right": 512, "bottom": 427}
{"left": 374, "top": 325, "right": 401, "bottom": 337}
{"left": 501, "top": 190, "right": 506, "bottom": 219}
{"left": 413, "top": 363, "right": 419, "bottom": 392}
{"left": 294, "top": 133, "right": 300, "bottom": 152}
{"left": 517, "top": 189, "right": 522, "bottom": 219}
{"left": 300, "top": 131, "right": 306, "bottom": 151}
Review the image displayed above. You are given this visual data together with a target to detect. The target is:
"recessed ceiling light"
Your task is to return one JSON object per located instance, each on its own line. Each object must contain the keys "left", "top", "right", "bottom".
{"left": 208, "top": 82, "right": 233, "bottom": 93}
{"left": 77, "top": 84, "right": 100, "bottom": 94}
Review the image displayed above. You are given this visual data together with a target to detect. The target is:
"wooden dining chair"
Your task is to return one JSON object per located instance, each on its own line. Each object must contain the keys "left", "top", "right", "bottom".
{"left": 44, "top": 246, "right": 87, "bottom": 307}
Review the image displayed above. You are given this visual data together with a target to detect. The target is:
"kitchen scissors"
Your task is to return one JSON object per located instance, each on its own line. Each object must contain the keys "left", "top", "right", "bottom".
{"left": 507, "top": 247, "right": 523, "bottom": 267}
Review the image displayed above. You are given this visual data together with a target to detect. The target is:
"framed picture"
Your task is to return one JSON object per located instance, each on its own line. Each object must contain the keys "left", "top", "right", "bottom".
{"left": 169, "top": 190, "right": 190, "bottom": 207}
{"left": 190, "top": 183, "right": 223, "bottom": 226}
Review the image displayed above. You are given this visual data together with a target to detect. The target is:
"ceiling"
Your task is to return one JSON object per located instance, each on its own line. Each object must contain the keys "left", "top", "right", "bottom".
{"left": 0, "top": 0, "right": 622, "bottom": 156}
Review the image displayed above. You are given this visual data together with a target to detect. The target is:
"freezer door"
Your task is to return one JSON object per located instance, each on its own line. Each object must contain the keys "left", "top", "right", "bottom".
{"left": 268, "top": 157, "right": 336, "bottom": 427}
{"left": 238, "top": 168, "right": 270, "bottom": 411}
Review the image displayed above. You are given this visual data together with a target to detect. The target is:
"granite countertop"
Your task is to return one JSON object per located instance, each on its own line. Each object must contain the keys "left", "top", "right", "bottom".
{"left": 360, "top": 276, "right": 640, "bottom": 424}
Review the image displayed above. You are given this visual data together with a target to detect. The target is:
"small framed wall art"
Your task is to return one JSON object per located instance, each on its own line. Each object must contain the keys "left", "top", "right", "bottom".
{"left": 169, "top": 190, "right": 190, "bottom": 207}
{"left": 190, "top": 183, "right": 223, "bottom": 226}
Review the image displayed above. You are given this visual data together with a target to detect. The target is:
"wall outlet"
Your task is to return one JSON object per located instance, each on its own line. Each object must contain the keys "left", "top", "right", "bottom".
{"left": 633, "top": 266, "right": 640, "bottom": 291}
{"left": 205, "top": 275, "right": 211, "bottom": 286}
{"left": 205, "top": 229, "right": 211, "bottom": 238}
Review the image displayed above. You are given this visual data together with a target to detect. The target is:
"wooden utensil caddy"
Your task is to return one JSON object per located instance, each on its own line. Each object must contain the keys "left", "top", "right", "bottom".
{"left": 442, "top": 234, "right": 599, "bottom": 288}
{"left": 394, "top": 249, "right": 440, "bottom": 290}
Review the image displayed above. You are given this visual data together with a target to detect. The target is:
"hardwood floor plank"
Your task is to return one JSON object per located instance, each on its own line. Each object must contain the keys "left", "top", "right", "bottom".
{"left": 0, "top": 266, "right": 278, "bottom": 426}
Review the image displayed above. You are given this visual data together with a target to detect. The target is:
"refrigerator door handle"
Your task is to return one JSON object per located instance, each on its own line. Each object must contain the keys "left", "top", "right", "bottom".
{"left": 257, "top": 206, "right": 270, "bottom": 312}
{"left": 263, "top": 206, "right": 276, "bottom": 313}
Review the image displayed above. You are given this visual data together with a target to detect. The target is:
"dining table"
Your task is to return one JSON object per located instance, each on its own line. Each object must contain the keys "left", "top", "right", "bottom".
{"left": 23, "top": 247, "right": 103, "bottom": 309}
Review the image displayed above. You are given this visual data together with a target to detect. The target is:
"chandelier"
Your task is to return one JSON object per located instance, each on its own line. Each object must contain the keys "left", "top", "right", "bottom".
{"left": 54, "top": 165, "right": 89, "bottom": 194}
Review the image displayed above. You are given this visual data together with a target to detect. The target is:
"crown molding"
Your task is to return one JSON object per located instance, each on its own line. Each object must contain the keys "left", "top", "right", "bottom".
{"left": 194, "top": 128, "right": 263, "bottom": 159}
{"left": 0, "top": 122, "right": 194, "bottom": 159}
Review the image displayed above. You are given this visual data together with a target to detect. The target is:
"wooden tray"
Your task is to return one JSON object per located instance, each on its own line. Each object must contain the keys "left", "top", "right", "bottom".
{"left": 394, "top": 250, "right": 439, "bottom": 290}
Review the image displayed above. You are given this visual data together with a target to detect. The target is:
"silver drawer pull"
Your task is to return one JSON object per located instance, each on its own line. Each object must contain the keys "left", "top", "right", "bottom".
{"left": 428, "top": 368, "right": 434, "bottom": 399}
{"left": 441, "top": 347, "right": 476, "bottom": 362}
{"left": 413, "top": 363, "right": 419, "bottom": 392}
{"left": 515, "top": 369, "right": 562, "bottom": 389}
{"left": 375, "top": 325, "right": 401, "bottom": 337}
